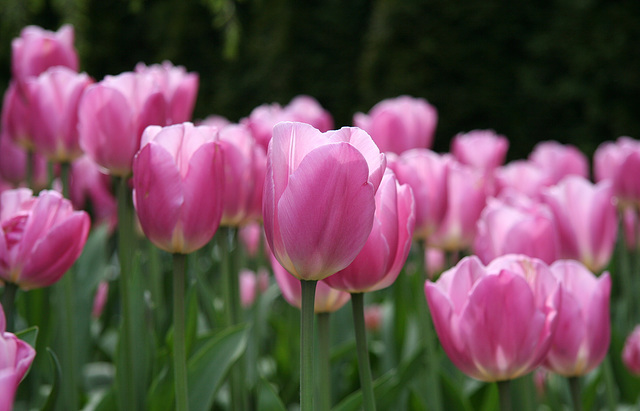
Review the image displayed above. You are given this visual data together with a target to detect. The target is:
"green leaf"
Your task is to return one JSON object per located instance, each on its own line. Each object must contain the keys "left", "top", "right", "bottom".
{"left": 41, "top": 348, "right": 62, "bottom": 411}
{"left": 15, "top": 325, "right": 38, "bottom": 349}
{"left": 257, "top": 378, "right": 287, "bottom": 411}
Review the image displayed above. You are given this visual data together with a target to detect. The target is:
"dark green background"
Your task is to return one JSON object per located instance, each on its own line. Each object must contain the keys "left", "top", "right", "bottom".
{"left": 2, "top": 0, "right": 639, "bottom": 161}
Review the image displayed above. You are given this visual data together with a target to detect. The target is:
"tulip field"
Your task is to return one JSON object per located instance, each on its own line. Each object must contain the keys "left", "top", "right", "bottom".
{"left": 3, "top": 24, "right": 640, "bottom": 411}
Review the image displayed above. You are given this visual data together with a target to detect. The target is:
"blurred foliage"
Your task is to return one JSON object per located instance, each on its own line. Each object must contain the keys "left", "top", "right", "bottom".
{"left": 1, "top": 0, "right": 640, "bottom": 159}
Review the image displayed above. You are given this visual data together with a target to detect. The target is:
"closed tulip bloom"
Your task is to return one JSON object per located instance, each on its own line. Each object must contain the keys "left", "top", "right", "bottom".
{"left": 239, "top": 268, "right": 270, "bottom": 308}
{"left": 271, "top": 253, "right": 350, "bottom": 313}
{"left": 544, "top": 260, "right": 611, "bottom": 376}
{"left": 11, "top": 24, "right": 78, "bottom": 87}
{"left": 451, "top": 129, "right": 509, "bottom": 174}
{"left": 135, "top": 61, "right": 199, "bottom": 125}
{"left": 324, "top": 170, "right": 415, "bottom": 292}
{"left": 529, "top": 141, "right": 589, "bottom": 185}
{"left": 425, "top": 255, "right": 560, "bottom": 382}
{"left": 353, "top": 95, "right": 437, "bottom": 155}
{"left": 0, "top": 303, "right": 36, "bottom": 411}
{"left": 69, "top": 155, "right": 117, "bottom": 231}
{"left": 495, "top": 160, "right": 555, "bottom": 201}
{"left": 594, "top": 137, "right": 640, "bottom": 207}
{"left": 26, "top": 67, "right": 93, "bottom": 162}
{"left": 0, "top": 132, "right": 48, "bottom": 190}
{"left": 542, "top": 176, "right": 617, "bottom": 272}
{"left": 78, "top": 71, "right": 167, "bottom": 176}
{"left": 285, "top": 95, "right": 334, "bottom": 133}
{"left": 0, "top": 188, "right": 90, "bottom": 289}
{"left": 218, "top": 124, "right": 267, "bottom": 226}
{"left": 263, "top": 122, "right": 385, "bottom": 281}
{"left": 1, "top": 81, "right": 33, "bottom": 150}
{"left": 622, "top": 325, "right": 640, "bottom": 375}
{"left": 238, "top": 221, "right": 263, "bottom": 257}
{"left": 132, "top": 122, "right": 224, "bottom": 254}
{"left": 474, "top": 195, "right": 559, "bottom": 265}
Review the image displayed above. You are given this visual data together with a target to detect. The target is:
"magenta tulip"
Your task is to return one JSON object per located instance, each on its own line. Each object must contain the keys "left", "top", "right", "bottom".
{"left": 353, "top": 95, "right": 437, "bottom": 155}
{"left": 135, "top": 61, "right": 199, "bottom": 125}
{"left": 0, "top": 303, "right": 36, "bottom": 411}
{"left": 594, "top": 137, "right": 640, "bottom": 207}
{"left": 451, "top": 129, "right": 509, "bottom": 174}
{"left": 78, "top": 71, "right": 167, "bottom": 176}
{"left": 0, "top": 189, "right": 90, "bottom": 289}
{"left": 69, "top": 155, "right": 117, "bottom": 231}
{"left": 1, "top": 81, "right": 33, "bottom": 150}
{"left": 622, "top": 325, "right": 640, "bottom": 375}
{"left": 239, "top": 268, "right": 270, "bottom": 308}
{"left": 0, "top": 132, "right": 48, "bottom": 190}
{"left": 474, "top": 195, "right": 559, "bottom": 265}
{"left": 238, "top": 221, "right": 263, "bottom": 257}
{"left": 544, "top": 260, "right": 611, "bottom": 376}
{"left": 132, "top": 122, "right": 224, "bottom": 254}
{"left": 285, "top": 95, "right": 334, "bottom": 133}
{"left": 425, "top": 254, "right": 560, "bottom": 382}
{"left": 26, "top": 67, "right": 93, "bottom": 162}
{"left": 542, "top": 176, "right": 617, "bottom": 272}
{"left": 324, "top": 170, "right": 415, "bottom": 292}
{"left": 529, "top": 141, "right": 589, "bottom": 185}
{"left": 263, "top": 121, "right": 385, "bottom": 281}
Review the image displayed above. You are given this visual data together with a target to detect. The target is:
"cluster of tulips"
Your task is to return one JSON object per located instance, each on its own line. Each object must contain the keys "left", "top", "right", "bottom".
{"left": 2, "top": 23, "right": 640, "bottom": 411}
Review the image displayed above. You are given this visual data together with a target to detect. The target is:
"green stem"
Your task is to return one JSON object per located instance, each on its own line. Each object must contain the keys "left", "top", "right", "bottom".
{"left": 173, "top": 253, "right": 189, "bottom": 411}
{"left": 497, "top": 380, "right": 512, "bottom": 411}
{"left": 602, "top": 355, "right": 617, "bottom": 410}
{"left": 351, "top": 293, "right": 376, "bottom": 411}
{"left": 1, "top": 282, "right": 18, "bottom": 332}
{"left": 568, "top": 376, "right": 582, "bottom": 411}
{"left": 26, "top": 150, "right": 33, "bottom": 190}
{"left": 300, "top": 279, "right": 317, "bottom": 411}
{"left": 316, "top": 312, "right": 331, "bottom": 411}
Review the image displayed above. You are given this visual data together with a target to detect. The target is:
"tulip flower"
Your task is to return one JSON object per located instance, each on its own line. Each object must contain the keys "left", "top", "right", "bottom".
{"left": 1, "top": 81, "right": 33, "bottom": 151}
{"left": 263, "top": 121, "right": 385, "bottom": 281}
{"left": 78, "top": 70, "right": 167, "bottom": 176}
{"left": 425, "top": 254, "right": 560, "bottom": 382}
{"left": 594, "top": 137, "right": 640, "bottom": 208}
{"left": 474, "top": 195, "right": 559, "bottom": 265}
{"left": 91, "top": 281, "right": 110, "bottom": 320}
{"left": 11, "top": 24, "right": 78, "bottom": 88}
{"left": 495, "top": 160, "right": 554, "bottom": 201}
{"left": 324, "top": 170, "right": 415, "bottom": 292}
{"left": 69, "top": 155, "right": 117, "bottom": 231}
{"left": 544, "top": 260, "right": 611, "bottom": 376}
{"left": 0, "top": 188, "right": 90, "bottom": 289}
{"left": 0, "top": 132, "right": 48, "bottom": 190}
{"left": 132, "top": 122, "right": 224, "bottom": 254}
{"left": 529, "top": 141, "right": 589, "bottom": 185}
{"left": 622, "top": 325, "right": 640, "bottom": 375}
{"left": 239, "top": 268, "right": 270, "bottom": 308}
{"left": 451, "top": 129, "right": 509, "bottom": 174}
{"left": 135, "top": 61, "right": 199, "bottom": 125}
{"left": 542, "top": 176, "right": 617, "bottom": 273}
{"left": 285, "top": 95, "right": 334, "bottom": 133}
{"left": 26, "top": 67, "right": 93, "bottom": 162}
{"left": 364, "top": 305, "right": 384, "bottom": 333}
{"left": 353, "top": 95, "right": 437, "bottom": 155}
{"left": 0, "top": 303, "right": 36, "bottom": 411}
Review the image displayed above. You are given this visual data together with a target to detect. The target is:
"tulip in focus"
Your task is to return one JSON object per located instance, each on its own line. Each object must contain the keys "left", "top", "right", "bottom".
{"left": 0, "top": 303, "right": 36, "bottom": 411}
{"left": 263, "top": 122, "right": 385, "bottom": 281}
{"left": 622, "top": 325, "right": 640, "bottom": 376}
{"left": 425, "top": 254, "right": 561, "bottom": 382}
{"left": 529, "top": 141, "right": 589, "bottom": 185}
{"left": 324, "top": 170, "right": 415, "bottom": 292}
{"left": 353, "top": 95, "right": 437, "bottom": 155}
{"left": 132, "top": 122, "right": 224, "bottom": 254}
{"left": 0, "top": 188, "right": 90, "bottom": 289}
{"left": 544, "top": 260, "right": 611, "bottom": 376}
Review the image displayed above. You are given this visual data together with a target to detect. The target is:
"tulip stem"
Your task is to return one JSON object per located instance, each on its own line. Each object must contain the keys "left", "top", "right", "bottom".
{"left": 26, "top": 150, "right": 33, "bottom": 190}
{"left": 317, "top": 312, "right": 331, "bottom": 411}
{"left": 1, "top": 282, "right": 17, "bottom": 332}
{"left": 300, "top": 279, "right": 317, "bottom": 411}
{"left": 568, "top": 376, "right": 582, "bottom": 411}
{"left": 497, "top": 380, "right": 512, "bottom": 411}
{"left": 173, "top": 253, "right": 189, "bottom": 411}
{"left": 351, "top": 292, "right": 376, "bottom": 411}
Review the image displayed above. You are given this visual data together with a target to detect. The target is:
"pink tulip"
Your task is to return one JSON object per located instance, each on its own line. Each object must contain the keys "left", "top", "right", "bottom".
{"left": 353, "top": 95, "right": 437, "bottom": 155}
{"left": 78, "top": 70, "right": 167, "bottom": 176}
{"left": 285, "top": 95, "right": 334, "bottom": 133}
{"left": 474, "top": 195, "right": 559, "bottom": 265}
{"left": 425, "top": 247, "right": 446, "bottom": 279}
{"left": 495, "top": 160, "right": 554, "bottom": 201}
{"left": 544, "top": 260, "right": 611, "bottom": 376}
{"left": 622, "top": 207, "right": 637, "bottom": 250}
{"left": 132, "top": 122, "right": 224, "bottom": 254}
{"left": 0, "top": 132, "right": 48, "bottom": 190}
{"left": 542, "top": 176, "right": 617, "bottom": 272}
{"left": 239, "top": 268, "right": 270, "bottom": 308}
{"left": 387, "top": 149, "right": 450, "bottom": 240}
{"left": 11, "top": 24, "right": 78, "bottom": 88}
{"left": 1, "top": 81, "right": 33, "bottom": 150}
{"left": 263, "top": 122, "right": 385, "bottom": 281}
{"left": 622, "top": 325, "right": 640, "bottom": 375}
{"left": 91, "top": 281, "right": 109, "bottom": 319}
{"left": 594, "top": 137, "right": 640, "bottom": 207}
{"left": 451, "top": 129, "right": 509, "bottom": 174}
{"left": 271, "top": 253, "right": 350, "bottom": 313}
{"left": 364, "top": 304, "right": 384, "bottom": 332}
{"left": 425, "top": 254, "right": 560, "bottom": 382}
{"left": 199, "top": 114, "right": 231, "bottom": 129}
{"left": 0, "top": 189, "right": 90, "bottom": 289}
{"left": 135, "top": 61, "right": 199, "bottom": 124}
{"left": 529, "top": 141, "right": 589, "bottom": 185}
{"left": 26, "top": 67, "right": 93, "bottom": 162}
{"left": 69, "top": 156, "right": 117, "bottom": 231}
{"left": 324, "top": 170, "right": 415, "bottom": 292}
{"left": 0, "top": 303, "right": 36, "bottom": 411}
{"left": 238, "top": 221, "right": 263, "bottom": 257}
{"left": 218, "top": 124, "right": 267, "bottom": 226}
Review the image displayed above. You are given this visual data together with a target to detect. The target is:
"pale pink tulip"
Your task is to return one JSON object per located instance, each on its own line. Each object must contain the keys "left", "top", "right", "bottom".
{"left": 364, "top": 305, "right": 384, "bottom": 332}
{"left": 529, "top": 141, "right": 589, "bottom": 185}
{"left": 451, "top": 129, "right": 508, "bottom": 174}
{"left": 1, "top": 81, "right": 33, "bottom": 150}
{"left": 495, "top": 160, "right": 554, "bottom": 201}
{"left": 239, "top": 268, "right": 270, "bottom": 308}
{"left": 238, "top": 221, "right": 263, "bottom": 257}
{"left": 285, "top": 95, "right": 334, "bottom": 133}
{"left": 425, "top": 247, "right": 446, "bottom": 279}
{"left": 0, "top": 132, "right": 48, "bottom": 190}
{"left": 542, "top": 176, "right": 617, "bottom": 272}
{"left": 353, "top": 95, "right": 437, "bottom": 155}
{"left": 0, "top": 189, "right": 90, "bottom": 289}
{"left": 622, "top": 325, "right": 640, "bottom": 375}
{"left": 425, "top": 255, "right": 560, "bottom": 382}
{"left": 324, "top": 170, "right": 415, "bottom": 292}
{"left": 544, "top": 260, "right": 611, "bottom": 376}
{"left": 0, "top": 303, "right": 36, "bottom": 411}
{"left": 594, "top": 137, "right": 640, "bottom": 207}
{"left": 263, "top": 122, "right": 385, "bottom": 281}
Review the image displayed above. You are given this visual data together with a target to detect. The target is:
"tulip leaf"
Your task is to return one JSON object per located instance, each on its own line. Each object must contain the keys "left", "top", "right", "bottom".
{"left": 15, "top": 325, "right": 39, "bottom": 349}
{"left": 41, "top": 348, "right": 62, "bottom": 411}
{"left": 257, "top": 378, "right": 287, "bottom": 411}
